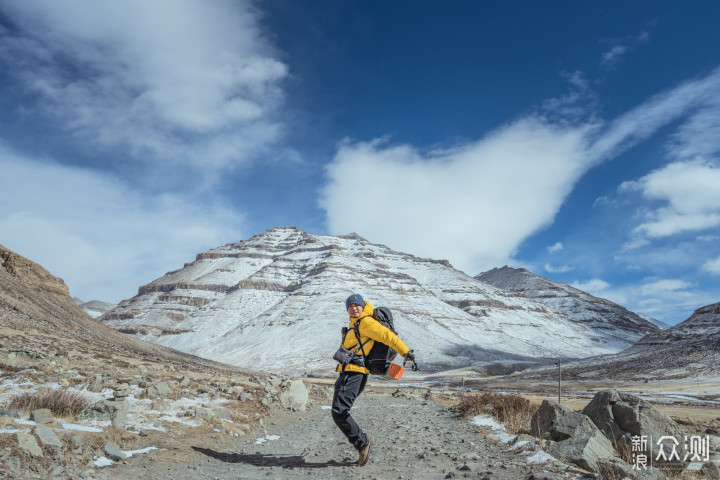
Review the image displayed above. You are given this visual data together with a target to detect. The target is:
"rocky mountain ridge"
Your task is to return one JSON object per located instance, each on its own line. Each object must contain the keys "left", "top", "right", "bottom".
{"left": 0, "top": 243, "right": 238, "bottom": 374}
{"left": 476, "top": 266, "right": 659, "bottom": 344}
{"left": 101, "top": 227, "right": 658, "bottom": 374}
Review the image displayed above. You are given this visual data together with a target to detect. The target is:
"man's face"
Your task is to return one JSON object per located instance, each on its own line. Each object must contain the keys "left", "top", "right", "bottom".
{"left": 347, "top": 304, "right": 363, "bottom": 318}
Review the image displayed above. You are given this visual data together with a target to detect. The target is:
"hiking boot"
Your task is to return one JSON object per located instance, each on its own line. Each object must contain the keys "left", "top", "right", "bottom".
{"left": 358, "top": 437, "right": 372, "bottom": 466}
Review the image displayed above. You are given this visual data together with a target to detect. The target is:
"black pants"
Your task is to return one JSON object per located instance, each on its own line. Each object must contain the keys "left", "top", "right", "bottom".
{"left": 331, "top": 371, "right": 369, "bottom": 451}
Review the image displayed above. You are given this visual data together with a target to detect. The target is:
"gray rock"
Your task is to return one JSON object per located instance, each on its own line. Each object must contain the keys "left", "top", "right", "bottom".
{"left": 530, "top": 400, "right": 616, "bottom": 471}
{"left": 213, "top": 407, "right": 233, "bottom": 421}
{"left": 178, "top": 375, "right": 190, "bottom": 387}
{"left": 0, "top": 409, "right": 20, "bottom": 418}
{"left": 582, "top": 389, "right": 683, "bottom": 459}
{"left": 705, "top": 461, "right": 720, "bottom": 480}
{"left": 113, "top": 383, "right": 131, "bottom": 399}
{"left": 143, "top": 382, "right": 173, "bottom": 399}
{"left": 34, "top": 424, "right": 63, "bottom": 449}
{"left": 6, "top": 456, "right": 21, "bottom": 472}
{"left": 104, "top": 443, "right": 127, "bottom": 461}
{"left": 30, "top": 408, "right": 55, "bottom": 424}
{"left": 239, "top": 393, "right": 252, "bottom": 402}
{"left": 193, "top": 406, "right": 217, "bottom": 420}
{"left": 14, "top": 432, "right": 44, "bottom": 457}
{"left": 278, "top": 380, "right": 309, "bottom": 411}
{"left": 238, "top": 380, "right": 261, "bottom": 389}
{"left": 87, "top": 374, "right": 103, "bottom": 392}
{"left": 80, "top": 399, "right": 129, "bottom": 428}
{"left": 70, "top": 435, "right": 85, "bottom": 448}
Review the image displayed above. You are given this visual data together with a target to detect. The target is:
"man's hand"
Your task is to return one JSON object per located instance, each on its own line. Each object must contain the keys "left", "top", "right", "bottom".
{"left": 404, "top": 350, "right": 415, "bottom": 362}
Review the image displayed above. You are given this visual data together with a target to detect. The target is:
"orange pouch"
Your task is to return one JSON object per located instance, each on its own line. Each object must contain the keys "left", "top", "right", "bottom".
{"left": 387, "top": 363, "right": 405, "bottom": 380}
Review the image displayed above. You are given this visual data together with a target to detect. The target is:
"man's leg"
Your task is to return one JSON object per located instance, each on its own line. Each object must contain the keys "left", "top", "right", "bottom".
{"left": 331, "top": 372, "right": 369, "bottom": 451}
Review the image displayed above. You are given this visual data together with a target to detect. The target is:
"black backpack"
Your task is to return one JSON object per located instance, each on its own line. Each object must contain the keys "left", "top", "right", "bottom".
{"left": 355, "top": 307, "right": 399, "bottom": 376}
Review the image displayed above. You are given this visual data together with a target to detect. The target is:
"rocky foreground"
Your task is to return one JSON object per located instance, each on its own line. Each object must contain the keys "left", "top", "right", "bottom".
{"left": 2, "top": 350, "right": 720, "bottom": 480}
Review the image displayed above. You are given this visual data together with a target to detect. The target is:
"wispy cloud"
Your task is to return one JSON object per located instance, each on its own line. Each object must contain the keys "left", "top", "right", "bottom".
{"left": 620, "top": 159, "right": 720, "bottom": 238}
{"left": 547, "top": 242, "right": 564, "bottom": 253}
{"left": 600, "top": 30, "right": 650, "bottom": 67}
{"left": 0, "top": 144, "right": 244, "bottom": 302}
{"left": 544, "top": 263, "right": 573, "bottom": 274}
{"left": 0, "top": 0, "right": 287, "bottom": 175}
{"left": 703, "top": 256, "right": 720, "bottom": 275}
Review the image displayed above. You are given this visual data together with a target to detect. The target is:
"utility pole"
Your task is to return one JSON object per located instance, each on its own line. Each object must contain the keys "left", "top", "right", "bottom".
{"left": 555, "top": 361, "right": 561, "bottom": 404}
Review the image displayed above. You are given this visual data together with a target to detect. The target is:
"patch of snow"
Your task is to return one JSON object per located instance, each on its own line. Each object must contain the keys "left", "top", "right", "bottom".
{"left": 0, "top": 426, "right": 26, "bottom": 434}
{"left": 471, "top": 415, "right": 516, "bottom": 443}
{"left": 123, "top": 446, "right": 161, "bottom": 457}
{"left": 525, "top": 450, "right": 558, "bottom": 464}
{"left": 320, "top": 406, "right": 331, "bottom": 410}
{"left": 93, "top": 456, "right": 114, "bottom": 467}
{"left": 255, "top": 434, "right": 281, "bottom": 444}
{"left": 15, "top": 419, "right": 36, "bottom": 426}
{"left": 61, "top": 423, "right": 104, "bottom": 433}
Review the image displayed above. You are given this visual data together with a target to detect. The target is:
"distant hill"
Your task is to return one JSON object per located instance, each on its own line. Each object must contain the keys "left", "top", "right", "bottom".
{"left": 73, "top": 297, "right": 117, "bottom": 319}
{"left": 529, "top": 302, "right": 720, "bottom": 380}
{"left": 102, "top": 227, "right": 658, "bottom": 375}
{"left": 476, "top": 266, "right": 659, "bottom": 345}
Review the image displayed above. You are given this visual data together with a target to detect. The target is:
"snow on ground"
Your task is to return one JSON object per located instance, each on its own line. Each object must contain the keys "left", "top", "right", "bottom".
{"left": 255, "top": 434, "right": 281, "bottom": 444}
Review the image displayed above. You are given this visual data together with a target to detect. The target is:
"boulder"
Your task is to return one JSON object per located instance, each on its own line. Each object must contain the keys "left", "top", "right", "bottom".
{"left": 143, "top": 382, "right": 173, "bottom": 399}
{"left": 582, "top": 389, "right": 683, "bottom": 459}
{"left": 80, "top": 399, "right": 129, "bottom": 428}
{"left": 193, "top": 406, "right": 217, "bottom": 420}
{"left": 104, "top": 443, "right": 127, "bottom": 461}
{"left": 113, "top": 383, "right": 131, "bottom": 399}
{"left": 178, "top": 375, "right": 190, "bottom": 387}
{"left": 14, "top": 432, "right": 43, "bottom": 457}
{"left": 278, "top": 380, "right": 308, "bottom": 411}
{"left": 33, "top": 424, "right": 62, "bottom": 449}
{"left": 87, "top": 374, "right": 103, "bottom": 392}
{"left": 30, "top": 408, "right": 54, "bottom": 424}
{"left": 528, "top": 400, "right": 616, "bottom": 471}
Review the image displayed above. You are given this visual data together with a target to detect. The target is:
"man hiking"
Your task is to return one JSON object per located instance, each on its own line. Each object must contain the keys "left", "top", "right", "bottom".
{"left": 331, "top": 293, "right": 416, "bottom": 466}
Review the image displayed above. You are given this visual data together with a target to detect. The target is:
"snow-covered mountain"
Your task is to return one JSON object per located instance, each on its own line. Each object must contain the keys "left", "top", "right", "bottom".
{"left": 476, "top": 266, "right": 659, "bottom": 344}
{"left": 102, "top": 227, "right": 655, "bottom": 374}
{"left": 543, "top": 302, "right": 720, "bottom": 380}
{"left": 74, "top": 297, "right": 117, "bottom": 319}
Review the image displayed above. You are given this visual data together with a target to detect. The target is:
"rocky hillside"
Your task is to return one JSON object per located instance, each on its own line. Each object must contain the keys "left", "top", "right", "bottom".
{"left": 476, "top": 266, "right": 659, "bottom": 345}
{"left": 532, "top": 302, "right": 720, "bottom": 380}
{"left": 102, "top": 227, "right": 654, "bottom": 374}
{"left": 0, "top": 243, "right": 237, "bottom": 374}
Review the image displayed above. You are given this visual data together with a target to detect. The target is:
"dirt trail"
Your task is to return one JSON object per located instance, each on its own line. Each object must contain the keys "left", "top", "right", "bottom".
{"left": 108, "top": 392, "right": 566, "bottom": 480}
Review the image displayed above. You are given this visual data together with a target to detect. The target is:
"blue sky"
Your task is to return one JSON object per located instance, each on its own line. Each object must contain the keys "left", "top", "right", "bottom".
{"left": 0, "top": 1, "right": 718, "bottom": 325}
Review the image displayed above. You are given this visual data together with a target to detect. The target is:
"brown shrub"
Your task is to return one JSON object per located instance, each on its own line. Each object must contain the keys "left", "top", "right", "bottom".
{"left": 456, "top": 391, "right": 536, "bottom": 434}
{"left": 4, "top": 388, "right": 90, "bottom": 419}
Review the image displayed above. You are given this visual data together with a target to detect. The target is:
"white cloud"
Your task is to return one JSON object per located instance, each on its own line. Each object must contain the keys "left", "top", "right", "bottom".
{"left": 321, "top": 67, "right": 720, "bottom": 276}
{"left": 0, "top": 145, "right": 244, "bottom": 302}
{"left": 703, "top": 256, "right": 720, "bottom": 275}
{"left": 570, "top": 278, "right": 611, "bottom": 294}
{"left": 623, "top": 159, "right": 720, "bottom": 238}
{"left": 639, "top": 278, "right": 693, "bottom": 296}
{"left": 0, "top": 0, "right": 286, "bottom": 172}
{"left": 547, "top": 242, "right": 564, "bottom": 253}
{"left": 544, "top": 263, "right": 573, "bottom": 274}
{"left": 601, "top": 30, "right": 650, "bottom": 67}
{"left": 321, "top": 118, "right": 594, "bottom": 274}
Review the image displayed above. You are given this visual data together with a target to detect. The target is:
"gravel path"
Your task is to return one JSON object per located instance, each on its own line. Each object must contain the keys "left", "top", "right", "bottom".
{"left": 109, "top": 391, "right": 560, "bottom": 480}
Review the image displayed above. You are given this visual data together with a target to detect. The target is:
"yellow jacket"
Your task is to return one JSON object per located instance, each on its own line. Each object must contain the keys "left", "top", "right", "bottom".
{"left": 336, "top": 301, "right": 410, "bottom": 374}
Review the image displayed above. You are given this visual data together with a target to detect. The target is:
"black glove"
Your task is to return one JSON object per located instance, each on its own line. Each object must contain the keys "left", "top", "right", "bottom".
{"left": 404, "top": 350, "right": 415, "bottom": 362}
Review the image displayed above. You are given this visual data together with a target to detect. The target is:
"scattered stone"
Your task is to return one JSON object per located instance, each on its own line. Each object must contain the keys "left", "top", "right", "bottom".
{"left": 178, "top": 375, "right": 190, "bottom": 387}
{"left": 58, "top": 378, "right": 70, "bottom": 387}
{"left": 213, "top": 407, "right": 233, "bottom": 421}
{"left": 30, "top": 408, "right": 55, "bottom": 424}
{"left": 6, "top": 456, "right": 21, "bottom": 472}
{"left": 34, "top": 424, "right": 63, "bottom": 449}
{"left": 239, "top": 392, "right": 252, "bottom": 403}
{"left": 151, "top": 402, "right": 168, "bottom": 412}
{"left": 193, "top": 406, "right": 217, "bottom": 420}
{"left": 113, "top": 383, "right": 131, "bottom": 399}
{"left": 277, "top": 380, "right": 308, "bottom": 411}
{"left": 104, "top": 443, "right": 127, "bottom": 461}
{"left": 87, "top": 374, "right": 103, "bottom": 392}
{"left": 0, "top": 409, "right": 20, "bottom": 418}
{"left": 14, "top": 432, "right": 44, "bottom": 457}
{"left": 80, "top": 399, "right": 129, "bottom": 428}
{"left": 143, "top": 382, "right": 173, "bottom": 399}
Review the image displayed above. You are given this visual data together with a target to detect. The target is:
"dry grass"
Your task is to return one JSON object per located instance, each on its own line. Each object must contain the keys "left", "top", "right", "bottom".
{"left": 456, "top": 391, "right": 536, "bottom": 434}
{"left": 4, "top": 388, "right": 90, "bottom": 419}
